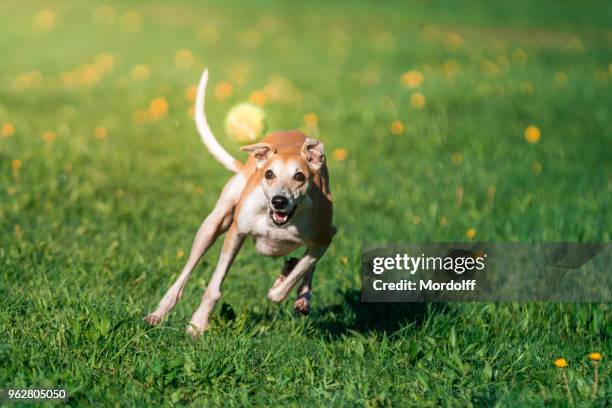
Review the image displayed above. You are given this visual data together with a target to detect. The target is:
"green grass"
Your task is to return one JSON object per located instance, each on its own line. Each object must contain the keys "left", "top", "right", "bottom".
{"left": 1, "top": 0, "right": 611, "bottom": 406}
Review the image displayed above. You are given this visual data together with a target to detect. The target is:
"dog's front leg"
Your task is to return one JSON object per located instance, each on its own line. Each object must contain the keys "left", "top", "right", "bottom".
{"left": 186, "top": 223, "right": 245, "bottom": 338}
{"left": 267, "top": 245, "right": 327, "bottom": 303}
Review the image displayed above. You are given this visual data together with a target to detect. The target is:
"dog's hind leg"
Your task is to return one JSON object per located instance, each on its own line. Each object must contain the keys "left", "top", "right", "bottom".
{"left": 293, "top": 265, "right": 314, "bottom": 315}
{"left": 187, "top": 223, "right": 245, "bottom": 337}
{"left": 145, "top": 174, "right": 244, "bottom": 325}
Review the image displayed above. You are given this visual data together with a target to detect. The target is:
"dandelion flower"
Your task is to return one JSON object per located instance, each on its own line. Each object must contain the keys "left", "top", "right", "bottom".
{"left": 466, "top": 228, "right": 476, "bottom": 239}
{"left": 93, "top": 6, "right": 116, "bottom": 25}
{"left": 1, "top": 122, "right": 15, "bottom": 137}
{"left": 11, "top": 159, "right": 22, "bottom": 171}
{"left": 214, "top": 81, "right": 233, "bottom": 100}
{"left": 390, "top": 120, "right": 405, "bottom": 135}
{"left": 185, "top": 85, "right": 197, "bottom": 102}
{"left": 332, "top": 148, "right": 348, "bottom": 161}
{"left": 554, "top": 358, "right": 568, "bottom": 368}
{"left": 174, "top": 49, "right": 194, "bottom": 69}
{"left": 249, "top": 90, "right": 267, "bottom": 107}
{"left": 148, "top": 97, "right": 168, "bottom": 120}
{"left": 42, "top": 131, "right": 56, "bottom": 143}
{"left": 524, "top": 125, "right": 541, "bottom": 144}
{"left": 451, "top": 152, "right": 463, "bottom": 166}
{"left": 410, "top": 92, "right": 426, "bottom": 109}
{"left": 177, "top": 249, "right": 185, "bottom": 259}
{"left": 340, "top": 256, "right": 348, "bottom": 266}
{"left": 554, "top": 71, "right": 568, "bottom": 87}
{"left": 400, "top": 70, "right": 423, "bottom": 89}
{"left": 94, "top": 126, "right": 108, "bottom": 140}
{"left": 33, "top": 9, "right": 56, "bottom": 32}
{"left": 303, "top": 113, "right": 319, "bottom": 127}
{"left": 521, "top": 81, "right": 534, "bottom": 95}
{"left": 588, "top": 353, "right": 602, "bottom": 361}
{"left": 120, "top": 11, "right": 142, "bottom": 33}
{"left": 531, "top": 160, "right": 542, "bottom": 175}
{"left": 131, "top": 64, "right": 150, "bottom": 82}
{"left": 512, "top": 49, "right": 528, "bottom": 66}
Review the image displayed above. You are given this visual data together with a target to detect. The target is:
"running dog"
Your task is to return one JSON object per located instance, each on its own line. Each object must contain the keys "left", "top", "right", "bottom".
{"left": 144, "top": 70, "right": 335, "bottom": 337}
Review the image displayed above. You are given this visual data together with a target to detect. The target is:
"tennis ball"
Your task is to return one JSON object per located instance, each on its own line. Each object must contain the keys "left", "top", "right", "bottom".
{"left": 225, "top": 102, "right": 266, "bottom": 144}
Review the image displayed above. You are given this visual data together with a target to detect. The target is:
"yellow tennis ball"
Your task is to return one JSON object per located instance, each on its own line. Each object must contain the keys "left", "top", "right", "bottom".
{"left": 225, "top": 103, "right": 266, "bottom": 143}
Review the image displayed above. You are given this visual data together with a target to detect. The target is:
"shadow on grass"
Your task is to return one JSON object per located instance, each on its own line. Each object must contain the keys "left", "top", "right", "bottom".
{"left": 312, "top": 289, "right": 448, "bottom": 338}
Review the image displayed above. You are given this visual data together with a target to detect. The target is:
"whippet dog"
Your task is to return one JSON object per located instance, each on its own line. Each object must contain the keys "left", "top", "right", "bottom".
{"left": 144, "top": 70, "right": 335, "bottom": 337}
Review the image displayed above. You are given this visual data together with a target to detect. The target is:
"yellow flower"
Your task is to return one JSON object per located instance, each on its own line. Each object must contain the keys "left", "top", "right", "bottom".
{"left": 531, "top": 160, "right": 542, "bottom": 175}
{"left": 332, "top": 148, "right": 348, "bottom": 161}
{"left": 554, "top": 358, "right": 568, "bottom": 368}
{"left": 94, "top": 53, "right": 115, "bottom": 74}
{"left": 588, "top": 352, "right": 602, "bottom": 361}
{"left": 340, "top": 256, "right": 348, "bottom": 266}
{"left": 466, "top": 228, "right": 476, "bottom": 239}
{"left": 93, "top": 6, "right": 116, "bottom": 25}
{"left": 214, "top": 81, "right": 233, "bottom": 100}
{"left": 33, "top": 9, "right": 55, "bottom": 32}
{"left": 132, "top": 109, "right": 148, "bottom": 124}
{"left": 42, "top": 131, "right": 56, "bottom": 143}
{"left": 512, "top": 49, "right": 528, "bottom": 66}
{"left": 185, "top": 85, "right": 197, "bottom": 103}
{"left": 446, "top": 32, "right": 463, "bottom": 48}
{"left": 524, "top": 125, "right": 541, "bottom": 144}
{"left": 521, "top": 81, "right": 534, "bottom": 95}
{"left": 176, "top": 249, "right": 185, "bottom": 259}
{"left": 120, "top": 11, "right": 142, "bottom": 33}
{"left": 94, "top": 126, "right": 108, "bottom": 140}
{"left": 1, "top": 122, "right": 15, "bottom": 137}
{"left": 410, "top": 92, "right": 426, "bottom": 109}
{"left": 554, "top": 71, "right": 568, "bottom": 87}
{"left": 131, "top": 65, "right": 150, "bottom": 82}
{"left": 400, "top": 70, "right": 423, "bottom": 89}
{"left": 303, "top": 113, "right": 319, "bottom": 127}
{"left": 148, "top": 97, "right": 168, "bottom": 119}
{"left": 174, "top": 49, "right": 194, "bottom": 69}
{"left": 11, "top": 159, "right": 22, "bottom": 171}
{"left": 249, "top": 90, "right": 267, "bottom": 107}
{"left": 442, "top": 59, "right": 461, "bottom": 78}
{"left": 390, "top": 120, "right": 405, "bottom": 135}
{"left": 451, "top": 152, "right": 463, "bottom": 166}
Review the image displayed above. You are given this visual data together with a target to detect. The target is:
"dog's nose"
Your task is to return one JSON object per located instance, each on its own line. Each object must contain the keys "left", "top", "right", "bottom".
{"left": 271, "top": 195, "right": 289, "bottom": 210}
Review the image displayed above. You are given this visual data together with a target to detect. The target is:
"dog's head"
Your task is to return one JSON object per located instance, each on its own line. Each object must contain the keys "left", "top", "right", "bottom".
{"left": 241, "top": 138, "right": 324, "bottom": 226}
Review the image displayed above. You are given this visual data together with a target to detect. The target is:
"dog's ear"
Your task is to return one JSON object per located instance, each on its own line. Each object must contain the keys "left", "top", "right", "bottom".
{"left": 301, "top": 138, "right": 325, "bottom": 170}
{"left": 241, "top": 143, "right": 274, "bottom": 168}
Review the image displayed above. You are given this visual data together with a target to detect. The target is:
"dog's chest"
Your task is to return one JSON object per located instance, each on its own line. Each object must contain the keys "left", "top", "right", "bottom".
{"left": 249, "top": 217, "right": 305, "bottom": 256}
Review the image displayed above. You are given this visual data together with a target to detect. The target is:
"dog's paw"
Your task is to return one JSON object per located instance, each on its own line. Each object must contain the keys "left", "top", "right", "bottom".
{"left": 267, "top": 287, "right": 288, "bottom": 303}
{"left": 186, "top": 324, "right": 204, "bottom": 339}
{"left": 293, "top": 297, "right": 310, "bottom": 315}
{"left": 144, "top": 313, "right": 162, "bottom": 325}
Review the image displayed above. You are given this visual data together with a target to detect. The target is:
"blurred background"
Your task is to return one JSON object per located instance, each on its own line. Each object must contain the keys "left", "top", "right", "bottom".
{"left": 0, "top": 1, "right": 610, "bottom": 404}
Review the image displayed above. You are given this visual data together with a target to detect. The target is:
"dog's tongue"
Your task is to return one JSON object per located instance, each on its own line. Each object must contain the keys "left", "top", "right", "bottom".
{"left": 273, "top": 211, "right": 288, "bottom": 223}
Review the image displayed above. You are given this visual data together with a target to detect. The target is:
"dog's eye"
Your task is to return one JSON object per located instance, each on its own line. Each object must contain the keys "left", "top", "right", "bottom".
{"left": 264, "top": 169, "right": 275, "bottom": 180}
{"left": 293, "top": 172, "right": 306, "bottom": 182}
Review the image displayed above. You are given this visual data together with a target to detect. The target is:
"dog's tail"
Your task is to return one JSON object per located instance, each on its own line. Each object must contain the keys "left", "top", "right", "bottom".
{"left": 194, "top": 69, "right": 243, "bottom": 173}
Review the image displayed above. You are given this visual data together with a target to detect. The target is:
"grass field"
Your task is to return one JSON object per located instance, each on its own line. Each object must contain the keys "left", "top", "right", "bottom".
{"left": 1, "top": 0, "right": 611, "bottom": 405}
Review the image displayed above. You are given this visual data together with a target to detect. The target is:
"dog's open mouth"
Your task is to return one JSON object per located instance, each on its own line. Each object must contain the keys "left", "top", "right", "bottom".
{"left": 270, "top": 206, "right": 297, "bottom": 226}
